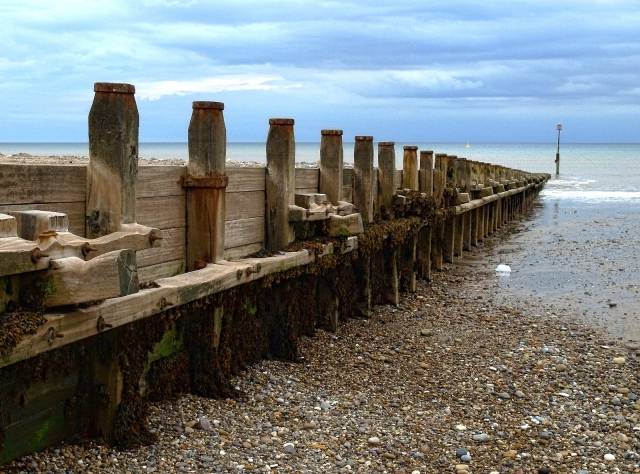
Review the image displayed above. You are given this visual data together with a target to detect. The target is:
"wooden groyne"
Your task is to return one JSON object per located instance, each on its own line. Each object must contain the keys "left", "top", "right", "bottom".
{"left": 0, "top": 83, "right": 549, "bottom": 463}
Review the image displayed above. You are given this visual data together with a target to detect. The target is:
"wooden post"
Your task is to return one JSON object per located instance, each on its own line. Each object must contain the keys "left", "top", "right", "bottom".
{"left": 185, "top": 101, "right": 227, "bottom": 270}
{"left": 86, "top": 82, "right": 139, "bottom": 238}
{"left": 320, "top": 129, "right": 343, "bottom": 205}
{"left": 431, "top": 153, "right": 446, "bottom": 271}
{"left": 353, "top": 136, "right": 374, "bottom": 224}
{"left": 417, "top": 150, "right": 433, "bottom": 280}
{"left": 402, "top": 146, "right": 419, "bottom": 190}
{"left": 419, "top": 150, "right": 433, "bottom": 194}
{"left": 266, "top": 118, "right": 295, "bottom": 252}
{"left": 378, "top": 142, "right": 396, "bottom": 218}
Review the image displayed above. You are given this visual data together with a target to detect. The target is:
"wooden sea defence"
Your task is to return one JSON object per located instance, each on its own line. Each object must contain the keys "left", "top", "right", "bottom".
{"left": 0, "top": 83, "right": 549, "bottom": 463}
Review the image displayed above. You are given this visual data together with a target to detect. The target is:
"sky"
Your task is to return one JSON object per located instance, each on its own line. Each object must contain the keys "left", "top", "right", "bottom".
{"left": 0, "top": 0, "right": 638, "bottom": 143}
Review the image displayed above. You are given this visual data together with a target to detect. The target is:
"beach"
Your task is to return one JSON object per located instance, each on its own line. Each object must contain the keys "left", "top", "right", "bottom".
{"left": 1, "top": 144, "right": 639, "bottom": 472}
{"left": 5, "top": 212, "right": 639, "bottom": 473}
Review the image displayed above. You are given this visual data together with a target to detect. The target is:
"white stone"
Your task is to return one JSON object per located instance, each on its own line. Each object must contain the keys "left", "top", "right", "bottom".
{"left": 604, "top": 453, "right": 615, "bottom": 461}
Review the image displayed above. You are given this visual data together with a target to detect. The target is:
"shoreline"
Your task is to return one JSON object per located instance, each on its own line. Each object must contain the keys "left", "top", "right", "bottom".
{"left": 6, "top": 223, "right": 638, "bottom": 473}
{"left": 0, "top": 153, "right": 328, "bottom": 169}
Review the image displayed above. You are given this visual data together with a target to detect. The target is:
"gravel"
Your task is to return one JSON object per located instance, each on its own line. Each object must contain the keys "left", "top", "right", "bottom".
{"left": 6, "top": 224, "right": 640, "bottom": 473}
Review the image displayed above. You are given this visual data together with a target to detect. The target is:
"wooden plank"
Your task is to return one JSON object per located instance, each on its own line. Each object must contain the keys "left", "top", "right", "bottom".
{"left": 293, "top": 188, "right": 318, "bottom": 196}
{"left": 136, "top": 227, "right": 185, "bottom": 268}
{"left": 224, "top": 242, "right": 263, "bottom": 260}
{"left": 0, "top": 238, "right": 50, "bottom": 277}
{"left": 0, "top": 164, "right": 86, "bottom": 204}
{"left": 136, "top": 165, "right": 185, "bottom": 198}
{"left": 226, "top": 167, "right": 265, "bottom": 193}
{"left": 136, "top": 195, "right": 185, "bottom": 229}
{"left": 296, "top": 168, "right": 319, "bottom": 191}
{"left": 138, "top": 259, "right": 184, "bottom": 283}
{"left": 0, "top": 202, "right": 85, "bottom": 236}
{"left": 42, "top": 250, "right": 138, "bottom": 308}
{"left": 225, "top": 190, "right": 264, "bottom": 221}
{"left": 0, "top": 251, "right": 313, "bottom": 369}
{"left": 225, "top": 217, "right": 264, "bottom": 249}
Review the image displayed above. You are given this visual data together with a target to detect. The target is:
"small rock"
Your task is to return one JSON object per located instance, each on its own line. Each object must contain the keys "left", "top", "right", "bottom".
{"left": 472, "top": 433, "right": 489, "bottom": 442}
{"left": 368, "top": 436, "right": 381, "bottom": 446}
{"left": 539, "top": 430, "right": 553, "bottom": 440}
{"left": 320, "top": 400, "right": 331, "bottom": 411}
{"left": 515, "top": 390, "right": 525, "bottom": 398}
{"left": 604, "top": 453, "right": 615, "bottom": 461}
{"left": 613, "top": 357, "right": 626, "bottom": 365}
{"left": 454, "top": 424, "right": 467, "bottom": 431}
{"left": 194, "top": 417, "right": 213, "bottom": 431}
{"left": 498, "top": 392, "right": 511, "bottom": 399}
{"left": 460, "top": 453, "right": 472, "bottom": 462}
{"left": 283, "top": 442, "right": 296, "bottom": 454}
{"left": 455, "top": 448, "right": 468, "bottom": 458}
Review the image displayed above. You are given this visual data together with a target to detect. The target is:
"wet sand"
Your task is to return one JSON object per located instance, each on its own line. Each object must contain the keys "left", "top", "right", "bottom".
{"left": 484, "top": 199, "right": 640, "bottom": 344}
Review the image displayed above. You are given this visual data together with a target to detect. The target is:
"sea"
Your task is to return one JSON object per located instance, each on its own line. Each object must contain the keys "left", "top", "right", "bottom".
{"left": 1, "top": 142, "right": 639, "bottom": 342}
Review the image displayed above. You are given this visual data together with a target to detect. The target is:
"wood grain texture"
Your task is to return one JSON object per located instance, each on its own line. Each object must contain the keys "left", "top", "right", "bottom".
{"left": 224, "top": 242, "right": 263, "bottom": 260}
{"left": 136, "top": 227, "right": 185, "bottom": 268}
{"left": 225, "top": 217, "right": 264, "bottom": 249}
{"left": 227, "top": 167, "right": 265, "bottom": 193}
{"left": 0, "top": 202, "right": 85, "bottom": 236}
{"left": 136, "top": 195, "right": 185, "bottom": 229}
{"left": 225, "top": 191, "right": 264, "bottom": 221}
{"left": 136, "top": 165, "right": 186, "bottom": 198}
{"left": 138, "top": 259, "right": 184, "bottom": 283}
{"left": 0, "top": 164, "right": 86, "bottom": 204}
{"left": 42, "top": 249, "right": 138, "bottom": 308}
{"left": 296, "top": 168, "right": 319, "bottom": 191}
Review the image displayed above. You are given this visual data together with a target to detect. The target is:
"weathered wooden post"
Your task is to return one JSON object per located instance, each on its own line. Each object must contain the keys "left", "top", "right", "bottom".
{"left": 377, "top": 141, "right": 399, "bottom": 304}
{"left": 463, "top": 160, "right": 472, "bottom": 251}
{"left": 266, "top": 118, "right": 295, "bottom": 252}
{"left": 419, "top": 150, "right": 433, "bottom": 195}
{"left": 353, "top": 135, "right": 374, "bottom": 317}
{"left": 184, "top": 101, "right": 227, "bottom": 270}
{"left": 86, "top": 82, "right": 139, "bottom": 238}
{"left": 353, "top": 136, "right": 375, "bottom": 224}
{"left": 378, "top": 142, "right": 396, "bottom": 217}
{"left": 443, "top": 155, "right": 456, "bottom": 262}
{"left": 320, "top": 129, "right": 343, "bottom": 205}
{"left": 417, "top": 150, "right": 433, "bottom": 281}
{"left": 402, "top": 146, "right": 419, "bottom": 190}
{"left": 431, "top": 153, "right": 446, "bottom": 271}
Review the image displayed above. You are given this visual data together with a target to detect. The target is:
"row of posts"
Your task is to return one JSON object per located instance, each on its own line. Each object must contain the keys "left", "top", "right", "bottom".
{"left": 87, "top": 82, "right": 538, "bottom": 274}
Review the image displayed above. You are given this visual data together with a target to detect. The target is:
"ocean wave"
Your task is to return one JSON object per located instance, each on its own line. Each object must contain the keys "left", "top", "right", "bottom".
{"left": 546, "top": 177, "right": 597, "bottom": 189}
{"left": 541, "top": 189, "right": 640, "bottom": 201}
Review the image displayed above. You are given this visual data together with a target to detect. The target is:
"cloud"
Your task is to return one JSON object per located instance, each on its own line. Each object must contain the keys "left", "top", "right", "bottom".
{"left": 0, "top": 0, "right": 638, "bottom": 141}
{"left": 137, "top": 74, "right": 301, "bottom": 100}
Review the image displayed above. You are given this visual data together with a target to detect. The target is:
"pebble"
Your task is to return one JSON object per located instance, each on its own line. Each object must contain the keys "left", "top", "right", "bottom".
{"left": 613, "top": 356, "right": 626, "bottom": 365}
{"left": 456, "top": 448, "right": 469, "bottom": 458}
{"left": 367, "top": 436, "right": 381, "bottom": 446}
{"left": 604, "top": 453, "right": 615, "bottom": 461}
{"left": 472, "top": 433, "right": 489, "bottom": 442}
{"left": 539, "top": 430, "right": 553, "bottom": 440}
{"left": 5, "top": 255, "right": 639, "bottom": 473}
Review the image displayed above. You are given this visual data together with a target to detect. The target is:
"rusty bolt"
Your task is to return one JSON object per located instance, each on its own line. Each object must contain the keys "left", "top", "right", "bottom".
{"left": 96, "top": 316, "right": 113, "bottom": 333}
